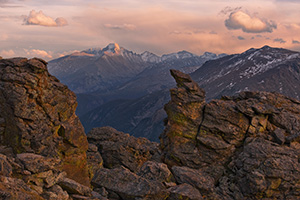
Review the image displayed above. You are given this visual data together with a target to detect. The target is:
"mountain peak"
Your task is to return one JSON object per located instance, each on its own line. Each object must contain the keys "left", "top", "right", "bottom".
{"left": 141, "top": 51, "right": 161, "bottom": 63}
{"left": 261, "top": 45, "right": 271, "bottom": 49}
{"left": 103, "top": 43, "right": 121, "bottom": 54}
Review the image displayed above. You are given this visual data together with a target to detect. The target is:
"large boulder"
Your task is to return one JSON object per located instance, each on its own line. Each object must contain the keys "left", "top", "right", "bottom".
{"left": 87, "top": 127, "right": 161, "bottom": 172}
{"left": 92, "top": 166, "right": 168, "bottom": 199}
{"left": 0, "top": 58, "right": 89, "bottom": 185}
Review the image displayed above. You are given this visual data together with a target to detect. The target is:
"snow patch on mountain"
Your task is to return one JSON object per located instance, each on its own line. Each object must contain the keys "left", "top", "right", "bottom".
{"left": 141, "top": 51, "right": 161, "bottom": 63}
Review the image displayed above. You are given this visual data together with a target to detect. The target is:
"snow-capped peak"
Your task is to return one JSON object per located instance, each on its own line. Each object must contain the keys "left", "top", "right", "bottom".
{"left": 103, "top": 43, "right": 121, "bottom": 54}
{"left": 161, "top": 51, "right": 196, "bottom": 62}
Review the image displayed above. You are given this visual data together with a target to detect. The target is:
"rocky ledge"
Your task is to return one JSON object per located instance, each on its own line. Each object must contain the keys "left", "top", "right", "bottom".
{"left": 1, "top": 57, "right": 300, "bottom": 199}
{"left": 160, "top": 69, "right": 300, "bottom": 199}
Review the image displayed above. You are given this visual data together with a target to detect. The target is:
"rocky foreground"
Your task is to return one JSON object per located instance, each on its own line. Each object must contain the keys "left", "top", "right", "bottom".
{"left": 0, "top": 57, "right": 300, "bottom": 199}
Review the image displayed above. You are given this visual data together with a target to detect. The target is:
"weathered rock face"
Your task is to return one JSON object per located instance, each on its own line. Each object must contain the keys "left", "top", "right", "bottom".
{"left": 160, "top": 69, "right": 300, "bottom": 199}
{"left": 0, "top": 58, "right": 89, "bottom": 185}
{"left": 92, "top": 166, "right": 168, "bottom": 200}
{"left": 87, "top": 127, "right": 161, "bottom": 172}
{"left": 160, "top": 69, "right": 206, "bottom": 167}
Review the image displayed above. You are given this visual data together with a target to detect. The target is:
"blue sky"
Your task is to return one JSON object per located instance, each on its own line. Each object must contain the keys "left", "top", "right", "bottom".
{"left": 0, "top": 0, "right": 300, "bottom": 60}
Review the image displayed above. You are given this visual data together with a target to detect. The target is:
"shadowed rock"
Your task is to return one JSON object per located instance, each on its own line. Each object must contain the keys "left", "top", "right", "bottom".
{"left": 0, "top": 57, "right": 89, "bottom": 185}
{"left": 87, "top": 127, "right": 161, "bottom": 172}
{"left": 92, "top": 166, "right": 168, "bottom": 200}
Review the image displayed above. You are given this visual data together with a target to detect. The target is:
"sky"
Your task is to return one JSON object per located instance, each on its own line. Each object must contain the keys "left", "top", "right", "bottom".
{"left": 0, "top": 0, "right": 300, "bottom": 60}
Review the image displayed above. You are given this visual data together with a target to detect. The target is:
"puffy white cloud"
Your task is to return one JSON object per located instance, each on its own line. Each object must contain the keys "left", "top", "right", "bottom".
{"left": 24, "top": 10, "right": 68, "bottom": 27}
{"left": 225, "top": 11, "right": 277, "bottom": 33}
{"left": 0, "top": 49, "right": 15, "bottom": 57}
{"left": 104, "top": 23, "right": 136, "bottom": 30}
{"left": 25, "top": 49, "right": 53, "bottom": 59}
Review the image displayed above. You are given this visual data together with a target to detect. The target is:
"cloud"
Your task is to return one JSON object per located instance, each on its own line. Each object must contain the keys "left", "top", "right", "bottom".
{"left": 25, "top": 49, "right": 53, "bottom": 59}
{"left": 23, "top": 10, "right": 68, "bottom": 27}
{"left": 169, "top": 30, "right": 192, "bottom": 35}
{"left": 219, "top": 6, "right": 242, "bottom": 15}
{"left": 55, "top": 17, "right": 68, "bottom": 26}
{"left": 237, "top": 36, "right": 245, "bottom": 40}
{"left": 103, "top": 23, "right": 136, "bottom": 30}
{"left": 0, "top": 0, "right": 21, "bottom": 8}
{"left": 293, "top": 40, "right": 300, "bottom": 44}
{"left": 0, "top": 49, "right": 15, "bottom": 57}
{"left": 225, "top": 11, "right": 277, "bottom": 33}
{"left": 284, "top": 23, "right": 300, "bottom": 30}
{"left": 273, "top": 38, "right": 286, "bottom": 44}
{"left": 209, "top": 31, "right": 218, "bottom": 35}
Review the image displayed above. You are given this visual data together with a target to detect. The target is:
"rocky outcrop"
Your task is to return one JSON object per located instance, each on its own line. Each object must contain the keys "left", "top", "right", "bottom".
{"left": 160, "top": 69, "right": 206, "bottom": 167}
{"left": 92, "top": 166, "right": 168, "bottom": 200}
{"left": 87, "top": 127, "right": 161, "bottom": 172}
{"left": 0, "top": 151, "right": 99, "bottom": 200}
{"left": 2, "top": 56, "right": 300, "bottom": 199}
{"left": 160, "top": 69, "right": 300, "bottom": 199}
{"left": 0, "top": 57, "right": 100, "bottom": 199}
{"left": 0, "top": 57, "right": 89, "bottom": 185}
{"left": 88, "top": 127, "right": 168, "bottom": 199}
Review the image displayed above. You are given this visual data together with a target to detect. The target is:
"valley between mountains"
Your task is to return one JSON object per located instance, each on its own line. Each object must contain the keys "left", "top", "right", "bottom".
{"left": 48, "top": 43, "right": 300, "bottom": 142}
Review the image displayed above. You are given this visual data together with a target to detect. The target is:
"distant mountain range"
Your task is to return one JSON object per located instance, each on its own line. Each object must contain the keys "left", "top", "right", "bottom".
{"left": 191, "top": 45, "right": 300, "bottom": 100}
{"left": 48, "top": 44, "right": 300, "bottom": 141}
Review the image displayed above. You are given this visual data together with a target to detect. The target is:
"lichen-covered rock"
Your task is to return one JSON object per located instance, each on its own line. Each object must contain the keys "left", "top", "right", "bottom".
{"left": 160, "top": 69, "right": 300, "bottom": 199}
{"left": 160, "top": 69, "right": 206, "bottom": 168}
{"left": 0, "top": 176, "right": 44, "bottom": 200}
{"left": 87, "top": 127, "right": 161, "bottom": 172}
{"left": 0, "top": 58, "right": 89, "bottom": 185}
{"left": 17, "top": 153, "right": 60, "bottom": 174}
{"left": 91, "top": 166, "right": 168, "bottom": 199}
{"left": 87, "top": 143, "right": 103, "bottom": 179}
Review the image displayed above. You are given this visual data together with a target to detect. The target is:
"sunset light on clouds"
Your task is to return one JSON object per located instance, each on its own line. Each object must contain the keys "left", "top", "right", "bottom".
{"left": 0, "top": 0, "right": 300, "bottom": 60}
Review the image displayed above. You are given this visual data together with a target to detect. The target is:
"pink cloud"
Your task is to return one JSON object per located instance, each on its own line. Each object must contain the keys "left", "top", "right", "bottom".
{"left": 225, "top": 11, "right": 277, "bottom": 33}
{"left": 25, "top": 49, "right": 53, "bottom": 59}
{"left": 104, "top": 23, "right": 136, "bottom": 30}
{"left": 24, "top": 10, "right": 68, "bottom": 27}
{"left": 0, "top": 49, "right": 15, "bottom": 58}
